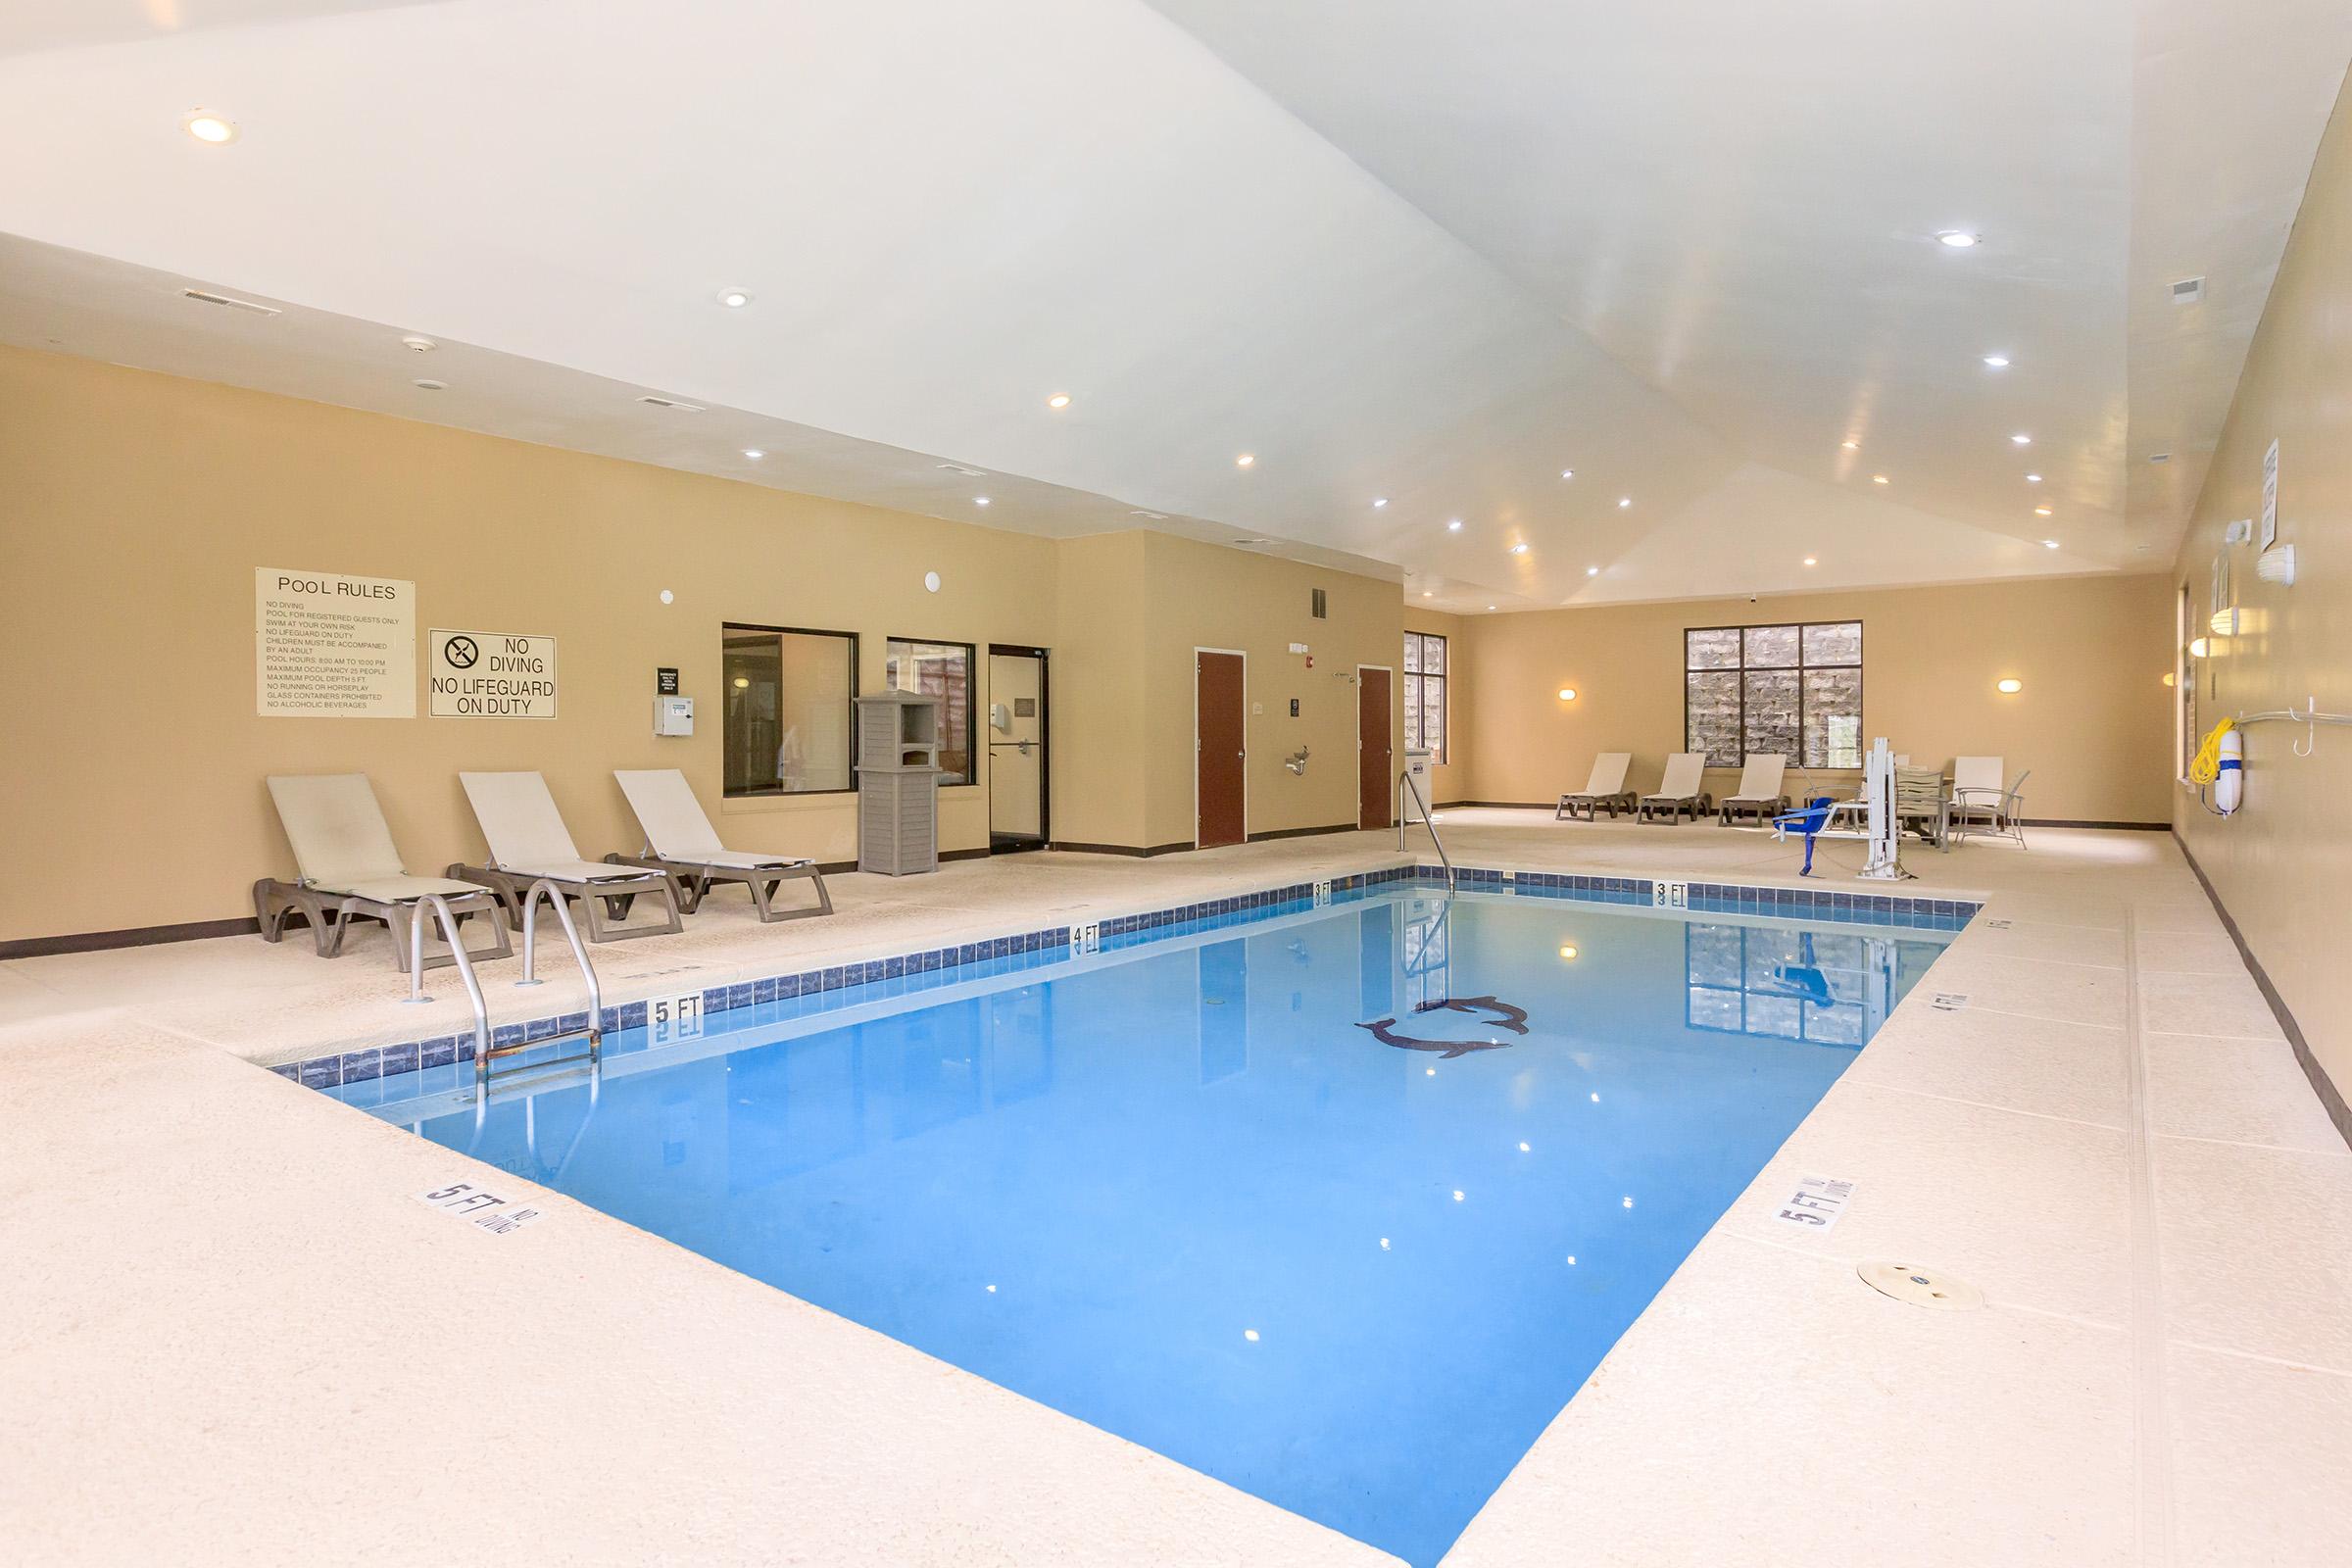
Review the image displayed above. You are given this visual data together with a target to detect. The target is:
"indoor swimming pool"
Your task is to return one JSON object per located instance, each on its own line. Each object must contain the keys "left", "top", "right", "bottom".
{"left": 337, "top": 886, "right": 1958, "bottom": 1565}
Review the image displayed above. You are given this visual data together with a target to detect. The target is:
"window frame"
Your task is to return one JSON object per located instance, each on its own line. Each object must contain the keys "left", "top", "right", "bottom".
{"left": 885, "top": 634, "right": 978, "bottom": 787}
{"left": 1682, "top": 619, "right": 1864, "bottom": 770}
{"left": 1402, "top": 630, "right": 1448, "bottom": 764}
{"left": 720, "top": 621, "right": 860, "bottom": 799}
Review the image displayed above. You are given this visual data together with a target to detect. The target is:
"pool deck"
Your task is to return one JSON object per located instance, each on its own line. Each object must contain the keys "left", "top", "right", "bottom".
{"left": 3, "top": 812, "right": 2346, "bottom": 1565}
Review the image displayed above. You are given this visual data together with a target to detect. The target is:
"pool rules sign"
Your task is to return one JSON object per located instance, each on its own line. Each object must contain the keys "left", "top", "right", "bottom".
{"left": 255, "top": 568, "right": 416, "bottom": 717}
{"left": 429, "top": 629, "right": 560, "bottom": 719}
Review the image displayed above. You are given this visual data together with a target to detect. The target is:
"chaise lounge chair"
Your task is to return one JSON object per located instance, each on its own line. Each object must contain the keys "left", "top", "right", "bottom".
{"left": 1638, "top": 753, "right": 1713, "bottom": 823}
{"left": 608, "top": 768, "right": 833, "bottom": 923}
{"left": 1555, "top": 752, "right": 1637, "bottom": 821}
{"left": 255, "top": 773, "right": 514, "bottom": 969}
{"left": 1948, "top": 757, "right": 2031, "bottom": 849}
{"left": 1718, "top": 755, "right": 1790, "bottom": 826}
{"left": 451, "top": 771, "right": 683, "bottom": 943}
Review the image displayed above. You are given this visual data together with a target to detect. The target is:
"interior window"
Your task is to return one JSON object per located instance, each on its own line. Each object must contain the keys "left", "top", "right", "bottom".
{"left": 885, "top": 637, "right": 975, "bottom": 784}
{"left": 1403, "top": 631, "right": 1447, "bottom": 762}
{"left": 722, "top": 625, "right": 858, "bottom": 796}
{"left": 1685, "top": 620, "right": 1862, "bottom": 768}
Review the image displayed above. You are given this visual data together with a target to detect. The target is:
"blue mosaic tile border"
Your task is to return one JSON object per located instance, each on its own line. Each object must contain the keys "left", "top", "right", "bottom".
{"left": 1414, "top": 863, "right": 1979, "bottom": 930}
{"left": 279, "top": 860, "right": 1974, "bottom": 1094}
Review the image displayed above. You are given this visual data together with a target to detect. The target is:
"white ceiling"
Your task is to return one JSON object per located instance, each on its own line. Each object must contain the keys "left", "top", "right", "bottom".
{"left": 0, "top": 0, "right": 2344, "bottom": 611}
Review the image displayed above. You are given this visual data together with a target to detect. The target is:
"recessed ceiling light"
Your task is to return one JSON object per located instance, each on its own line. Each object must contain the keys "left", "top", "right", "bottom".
{"left": 1422, "top": 590, "right": 1434, "bottom": 598}
{"left": 1802, "top": 557, "right": 1818, "bottom": 566}
{"left": 2011, "top": 433, "right": 2033, "bottom": 445}
{"left": 1840, "top": 439, "right": 1860, "bottom": 451}
{"left": 715, "top": 288, "right": 753, "bottom": 309}
{"left": 1372, "top": 497, "right": 1389, "bottom": 509}
{"left": 400, "top": 335, "right": 436, "bottom": 353}
{"left": 1508, "top": 543, "right": 1529, "bottom": 555}
{"left": 2034, "top": 506, "right": 2052, "bottom": 516}
{"left": 1936, "top": 231, "right": 1981, "bottom": 248}
{"left": 1446, "top": 518, "right": 1463, "bottom": 531}
{"left": 1617, "top": 497, "right": 1631, "bottom": 509}
{"left": 1235, "top": 453, "right": 1255, "bottom": 467}
{"left": 742, "top": 448, "right": 765, "bottom": 460}
{"left": 1586, "top": 565, "right": 1600, "bottom": 576}
{"left": 412, "top": 378, "right": 446, "bottom": 391}
{"left": 1486, "top": 605, "right": 1497, "bottom": 612}
{"left": 183, "top": 112, "right": 238, "bottom": 144}
{"left": 1872, "top": 474, "right": 1889, "bottom": 485}
{"left": 2042, "top": 539, "right": 2061, "bottom": 549}
{"left": 974, "top": 496, "right": 991, "bottom": 507}
{"left": 1560, "top": 468, "right": 1575, "bottom": 479}
{"left": 1983, "top": 355, "right": 2010, "bottom": 368}
{"left": 1047, "top": 393, "right": 1071, "bottom": 410}
{"left": 2026, "top": 473, "right": 2042, "bottom": 483}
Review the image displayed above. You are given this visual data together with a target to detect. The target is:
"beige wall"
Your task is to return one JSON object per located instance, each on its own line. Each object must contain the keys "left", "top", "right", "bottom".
{"left": 0, "top": 347, "right": 1404, "bottom": 943}
{"left": 1447, "top": 576, "right": 2175, "bottom": 821}
{"left": 2171, "top": 73, "right": 2352, "bottom": 1111}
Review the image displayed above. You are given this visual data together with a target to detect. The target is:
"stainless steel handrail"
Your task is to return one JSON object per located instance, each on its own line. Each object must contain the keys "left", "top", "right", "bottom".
{"left": 486, "top": 878, "right": 604, "bottom": 1085}
{"left": 402, "top": 894, "right": 493, "bottom": 1070}
{"left": 1397, "top": 769, "right": 1457, "bottom": 893}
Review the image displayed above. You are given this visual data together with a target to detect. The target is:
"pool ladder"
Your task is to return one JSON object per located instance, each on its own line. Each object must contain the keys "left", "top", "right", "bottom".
{"left": 401, "top": 878, "right": 605, "bottom": 1088}
{"left": 1397, "top": 769, "right": 1458, "bottom": 893}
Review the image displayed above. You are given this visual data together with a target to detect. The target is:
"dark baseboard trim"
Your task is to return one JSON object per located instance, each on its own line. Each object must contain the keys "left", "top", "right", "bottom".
{"left": 1247, "top": 823, "right": 1356, "bottom": 844}
{"left": 0, "top": 915, "right": 262, "bottom": 960}
{"left": 2174, "top": 829, "right": 2352, "bottom": 1152}
{"left": 2023, "top": 817, "right": 2169, "bottom": 831}
{"left": 1047, "top": 840, "right": 1196, "bottom": 858}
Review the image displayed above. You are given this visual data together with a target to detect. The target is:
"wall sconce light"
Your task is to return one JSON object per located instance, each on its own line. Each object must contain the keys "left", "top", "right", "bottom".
{"left": 1996, "top": 678, "right": 2023, "bottom": 695}
{"left": 1556, "top": 687, "right": 1578, "bottom": 702}
{"left": 2162, "top": 672, "right": 2177, "bottom": 688}
{"left": 2209, "top": 607, "right": 2241, "bottom": 635}
{"left": 1557, "top": 945, "right": 1579, "bottom": 960}
{"left": 2257, "top": 545, "right": 2297, "bottom": 586}
{"left": 732, "top": 676, "right": 750, "bottom": 690}
{"left": 2188, "top": 637, "right": 2212, "bottom": 659}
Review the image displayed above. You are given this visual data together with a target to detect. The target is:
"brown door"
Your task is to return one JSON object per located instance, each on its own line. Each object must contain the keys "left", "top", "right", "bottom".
{"left": 1196, "top": 651, "right": 1246, "bottom": 848}
{"left": 1358, "top": 666, "right": 1393, "bottom": 830}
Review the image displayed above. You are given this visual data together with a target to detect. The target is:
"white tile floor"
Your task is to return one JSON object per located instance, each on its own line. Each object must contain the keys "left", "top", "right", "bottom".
{"left": 1, "top": 812, "right": 2345, "bottom": 1565}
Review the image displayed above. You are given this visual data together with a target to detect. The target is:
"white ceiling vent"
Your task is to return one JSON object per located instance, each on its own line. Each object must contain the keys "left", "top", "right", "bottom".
{"left": 635, "top": 394, "right": 707, "bottom": 413}
{"left": 2171, "top": 275, "right": 2205, "bottom": 306}
{"left": 180, "top": 287, "right": 280, "bottom": 317}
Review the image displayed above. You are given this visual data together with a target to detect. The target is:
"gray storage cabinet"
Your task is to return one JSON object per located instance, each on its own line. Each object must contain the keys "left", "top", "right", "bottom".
{"left": 857, "top": 692, "right": 943, "bottom": 875}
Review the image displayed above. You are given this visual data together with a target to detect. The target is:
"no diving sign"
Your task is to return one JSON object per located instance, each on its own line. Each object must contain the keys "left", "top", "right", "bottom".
{"left": 429, "top": 629, "right": 559, "bottom": 719}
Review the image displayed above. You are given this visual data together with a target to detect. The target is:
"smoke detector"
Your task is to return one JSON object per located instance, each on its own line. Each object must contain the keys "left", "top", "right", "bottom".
{"left": 400, "top": 335, "right": 436, "bottom": 353}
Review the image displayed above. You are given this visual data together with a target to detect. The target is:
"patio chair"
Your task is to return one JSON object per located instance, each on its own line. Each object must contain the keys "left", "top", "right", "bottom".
{"left": 609, "top": 768, "right": 833, "bottom": 923}
{"left": 1717, "top": 755, "right": 1790, "bottom": 826}
{"left": 1637, "top": 753, "right": 1713, "bottom": 823}
{"left": 1554, "top": 752, "right": 1637, "bottom": 821}
{"left": 1949, "top": 759, "right": 2031, "bottom": 849}
{"left": 255, "top": 773, "right": 513, "bottom": 969}
{"left": 451, "top": 771, "right": 683, "bottom": 943}
{"left": 1892, "top": 764, "right": 1952, "bottom": 849}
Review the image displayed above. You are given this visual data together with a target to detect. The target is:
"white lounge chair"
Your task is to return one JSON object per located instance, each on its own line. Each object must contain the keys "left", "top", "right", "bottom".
{"left": 1949, "top": 758, "right": 2031, "bottom": 849}
{"left": 255, "top": 773, "right": 513, "bottom": 969}
{"left": 1718, "top": 755, "right": 1790, "bottom": 826}
{"left": 1638, "top": 753, "right": 1713, "bottom": 823}
{"left": 451, "top": 771, "right": 683, "bottom": 943}
{"left": 609, "top": 768, "right": 833, "bottom": 923}
{"left": 1555, "top": 753, "right": 1637, "bottom": 821}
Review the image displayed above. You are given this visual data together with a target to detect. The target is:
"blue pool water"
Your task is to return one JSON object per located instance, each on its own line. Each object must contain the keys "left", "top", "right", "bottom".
{"left": 340, "top": 888, "right": 1954, "bottom": 1564}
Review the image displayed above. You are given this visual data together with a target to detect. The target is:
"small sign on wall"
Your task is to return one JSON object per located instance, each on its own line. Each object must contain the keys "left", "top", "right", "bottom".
{"left": 428, "top": 629, "right": 559, "bottom": 718}
{"left": 255, "top": 567, "right": 416, "bottom": 717}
